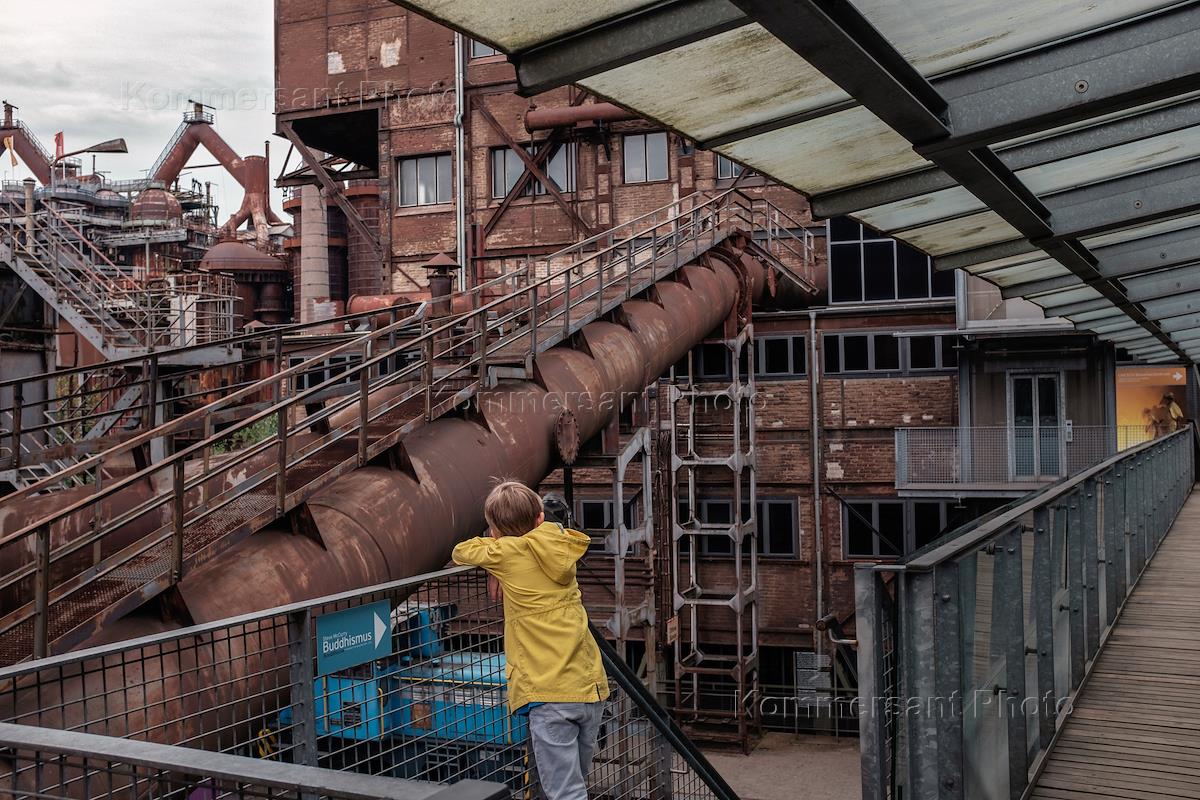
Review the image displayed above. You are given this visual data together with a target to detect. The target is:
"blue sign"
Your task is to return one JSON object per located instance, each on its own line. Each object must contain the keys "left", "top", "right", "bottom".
{"left": 315, "top": 600, "right": 391, "bottom": 676}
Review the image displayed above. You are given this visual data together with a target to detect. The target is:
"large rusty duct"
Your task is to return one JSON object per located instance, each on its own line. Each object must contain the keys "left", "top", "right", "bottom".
{"left": 3, "top": 238, "right": 769, "bottom": 744}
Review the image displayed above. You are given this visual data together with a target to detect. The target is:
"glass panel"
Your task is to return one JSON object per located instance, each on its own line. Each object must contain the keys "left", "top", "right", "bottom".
{"left": 843, "top": 335, "right": 869, "bottom": 371}
{"left": 624, "top": 134, "right": 646, "bottom": 183}
{"left": 416, "top": 156, "right": 437, "bottom": 205}
{"left": 932, "top": 264, "right": 956, "bottom": 297}
{"left": 1012, "top": 377, "right": 1035, "bottom": 478}
{"left": 491, "top": 149, "right": 506, "bottom": 198}
{"left": 874, "top": 334, "right": 899, "bottom": 371}
{"left": 910, "top": 336, "right": 937, "bottom": 369}
{"left": 646, "top": 132, "right": 668, "bottom": 181}
{"left": 436, "top": 155, "right": 452, "bottom": 203}
{"left": 791, "top": 337, "right": 806, "bottom": 375}
{"left": 580, "top": 500, "right": 611, "bottom": 530}
{"left": 863, "top": 241, "right": 896, "bottom": 301}
{"left": 824, "top": 335, "right": 841, "bottom": 374}
{"left": 762, "top": 338, "right": 791, "bottom": 375}
{"left": 767, "top": 502, "right": 795, "bottom": 556}
{"left": 941, "top": 337, "right": 959, "bottom": 368}
{"left": 846, "top": 503, "right": 875, "bottom": 557}
{"left": 399, "top": 158, "right": 418, "bottom": 207}
{"left": 831, "top": 243, "right": 863, "bottom": 303}
{"left": 896, "top": 246, "right": 930, "bottom": 298}
{"left": 546, "top": 144, "right": 568, "bottom": 191}
{"left": 506, "top": 149, "right": 524, "bottom": 195}
{"left": 1038, "top": 376, "right": 1061, "bottom": 476}
{"left": 876, "top": 502, "right": 903, "bottom": 557}
{"left": 828, "top": 216, "right": 860, "bottom": 242}
{"left": 912, "top": 502, "right": 943, "bottom": 550}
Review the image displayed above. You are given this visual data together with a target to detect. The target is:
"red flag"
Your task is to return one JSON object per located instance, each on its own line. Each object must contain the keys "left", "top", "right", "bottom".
{"left": 54, "top": 132, "right": 64, "bottom": 160}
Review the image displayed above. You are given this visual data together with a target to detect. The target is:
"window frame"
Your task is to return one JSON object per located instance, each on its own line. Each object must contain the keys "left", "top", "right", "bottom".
{"left": 827, "top": 217, "right": 954, "bottom": 305}
{"left": 490, "top": 142, "right": 577, "bottom": 199}
{"left": 754, "top": 334, "right": 807, "bottom": 379}
{"left": 716, "top": 154, "right": 744, "bottom": 180}
{"left": 469, "top": 40, "right": 501, "bottom": 59}
{"left": 397, "top": 153, "right": 453, "bottom": 208}
{"left": 842, "top": 498, "right": 954, "bottom": 559}
{"left": 681, "top": 496, "right": 800, "bottom": 559}
{"left": 822, "top": 332, "right": 959, "bottom": 377}
{"left": 622, "top": 132, "right": 670, "bottom": 184}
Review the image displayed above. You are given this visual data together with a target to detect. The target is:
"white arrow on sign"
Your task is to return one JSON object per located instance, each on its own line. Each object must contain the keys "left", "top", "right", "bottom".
{"left": 374, "top": 611, "right": 388, "bottom": 648}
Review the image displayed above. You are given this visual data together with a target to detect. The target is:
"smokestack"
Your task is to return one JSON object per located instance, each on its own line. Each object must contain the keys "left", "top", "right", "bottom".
{"left": 298, "top": 183, "right": 331, "bottom": 324}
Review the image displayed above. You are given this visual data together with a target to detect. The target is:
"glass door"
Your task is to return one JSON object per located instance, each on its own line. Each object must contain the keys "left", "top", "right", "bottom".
{"left": 1010, "top": 374, "right": 1062, "bottom": 479}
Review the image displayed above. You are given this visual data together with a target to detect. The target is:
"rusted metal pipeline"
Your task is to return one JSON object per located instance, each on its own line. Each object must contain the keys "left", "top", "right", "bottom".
{"left": 524, "top": 103, "right": 637, "bottom": 132}
{"left": 2, "top": 237, "right": 769, "bottom": 752}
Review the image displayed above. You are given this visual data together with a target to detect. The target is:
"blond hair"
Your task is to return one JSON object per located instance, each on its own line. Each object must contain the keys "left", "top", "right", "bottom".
{"left": 484, "top": 480, "right": 543, "bottom": 537}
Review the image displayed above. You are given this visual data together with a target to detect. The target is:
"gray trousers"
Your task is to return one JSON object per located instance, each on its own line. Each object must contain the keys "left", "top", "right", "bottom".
{"left": 528, "top": 702, "right": 604, "bottom": 800}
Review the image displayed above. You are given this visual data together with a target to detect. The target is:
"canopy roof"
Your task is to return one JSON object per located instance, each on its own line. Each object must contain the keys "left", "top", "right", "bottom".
{"left": 392, "top": 0, "right": 1200, "bottom": 363}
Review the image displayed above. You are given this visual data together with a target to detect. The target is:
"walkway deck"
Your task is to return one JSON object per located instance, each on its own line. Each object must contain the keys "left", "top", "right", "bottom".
{"left": 1031, "top": 491, "right": 1200, "bottom": 799}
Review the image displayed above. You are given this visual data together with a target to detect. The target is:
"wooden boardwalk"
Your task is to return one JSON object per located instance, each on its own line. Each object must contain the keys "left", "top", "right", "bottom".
{"left": 1031, "top": 492, "right": 1200, "bottom": 799}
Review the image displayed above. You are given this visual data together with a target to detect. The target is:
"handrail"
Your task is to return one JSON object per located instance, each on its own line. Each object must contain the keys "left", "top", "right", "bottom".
{"left": 905, "top": 426, "right": 1188, "bottom": 569}
{"left": 0, "top": 185, "right": 811, "bottom": 660}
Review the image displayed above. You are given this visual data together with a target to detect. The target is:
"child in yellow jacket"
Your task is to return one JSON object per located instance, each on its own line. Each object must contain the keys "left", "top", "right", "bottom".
{"left": 452, "top": 480, "right": 609, "bottom": 800}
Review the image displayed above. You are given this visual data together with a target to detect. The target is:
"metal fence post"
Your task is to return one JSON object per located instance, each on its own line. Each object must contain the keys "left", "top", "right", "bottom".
{"left": 33, "top": 523, "right": 50, "bottom": 658}
{"left": 172, "top": 459, "right": 185, "bottom": 582}
{"left": 1113, "top": 464, "right": 1128, "bottom": 603}
{"left": 1066, "top": 491, "right": 1085, "bottom": 687}
{"left": 904, "top": 570, "right": 938, "bottom": 800}
{"left": 854, "top": 565, "right": 888, "bottom": 800}
{"left": 933, "top": 562, "right": 964, "bottom": 800}
{"left": 287, "top": 608, "right": 319, "bottom": 769}
{"left": 1031, "top": 507, "right": 1057, "bottom": 750}
{"left": 1082, "top": 478, "right": 1100, "bottom": 661}
{"left": 996, "top": 527, "right": 1028, "bottom": 799}
{"left": 1101, "top": 472, "right": 1117, "bottom": 627}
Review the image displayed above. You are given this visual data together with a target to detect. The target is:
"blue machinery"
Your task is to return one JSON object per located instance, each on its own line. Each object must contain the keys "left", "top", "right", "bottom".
{"left": 275, "top": 604, "right": 531, "bottom": 787}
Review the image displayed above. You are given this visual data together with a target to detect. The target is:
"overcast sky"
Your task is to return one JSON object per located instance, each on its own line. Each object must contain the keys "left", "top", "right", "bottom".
{"left": 3, "top": 1, "right": 282, "bottom": 216}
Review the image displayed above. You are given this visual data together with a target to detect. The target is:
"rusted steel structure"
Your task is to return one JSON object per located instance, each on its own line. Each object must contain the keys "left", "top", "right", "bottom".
{"left": 0, "top": 194, "right": 800, "bottom": 749}
{"left": 0, "top": 190, "right": 810, "bottom": 668}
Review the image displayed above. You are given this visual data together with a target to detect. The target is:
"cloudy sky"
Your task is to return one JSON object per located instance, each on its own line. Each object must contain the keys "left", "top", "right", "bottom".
{"left": 4, "top": 1, "right": 283, "bottom": 214}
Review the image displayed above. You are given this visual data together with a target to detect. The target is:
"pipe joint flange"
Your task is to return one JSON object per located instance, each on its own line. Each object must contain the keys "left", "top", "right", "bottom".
{"left": 555, "top": 409, "right": 580, "bottom": 465}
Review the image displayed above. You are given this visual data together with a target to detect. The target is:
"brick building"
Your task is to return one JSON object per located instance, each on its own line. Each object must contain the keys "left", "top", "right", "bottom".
{"left": 273, "top": 0, "right": 994, "bottom": 744}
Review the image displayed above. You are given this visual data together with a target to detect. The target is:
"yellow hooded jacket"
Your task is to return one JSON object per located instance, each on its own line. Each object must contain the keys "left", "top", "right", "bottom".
{"left": 452, "top": 522, "right": 610, "bottom": 713}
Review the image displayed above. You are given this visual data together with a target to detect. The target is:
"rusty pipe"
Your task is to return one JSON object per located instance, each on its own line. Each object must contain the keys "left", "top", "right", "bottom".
{"left": 524, "top": 103, "right": 637, "bottom": 132}
{"left": 4, "top": 238, "right": 768, "bottom": 754}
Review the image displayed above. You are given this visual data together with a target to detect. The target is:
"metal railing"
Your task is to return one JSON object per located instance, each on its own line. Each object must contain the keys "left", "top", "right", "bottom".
{"left": 894, "top": 425, "right": 1158, "bottom": 490}
{"left": 0, "top": 186, "right": 814, "bottom": 664}
{"left": 0, "top": 203, "right": 240, "bottom": 352}
{"left": 0, "top": 722, "right": 504, "bottom": 800}
{"left": 0, "top": 565, "right": 738, "bottom": 800}
{"left": 857, "top": 426, "right": 1193, "bottom": 800}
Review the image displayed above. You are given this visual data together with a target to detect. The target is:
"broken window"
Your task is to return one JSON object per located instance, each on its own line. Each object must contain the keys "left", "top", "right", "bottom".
{"left": 828, "top": 216, "right": 955, "bottom": 304}
{"left": 398, "top": 153, "right": 452, "bottom": 207}
{"left": 623, "top": 132, "right": 669, "bottom": 184}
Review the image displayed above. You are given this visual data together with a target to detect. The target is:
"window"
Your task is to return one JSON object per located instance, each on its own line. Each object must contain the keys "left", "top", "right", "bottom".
{"left": 469, "top": 40, "right": 500, "bottom": 58}
{"left": 822, "top": 332, "right": 959, "bottom": 375}
{"left": 398, "top": 153, "right": 452, "bottom": 207}
{"left": 623, "top": 132, "right": 668, "bottom": 184}
{"left": 290, "top": 355, "right": 361, "bottom": 392}
{"left": 679, "top": 497, "right": 798, "bottom": 558}
{"left": 843, "top": 498, "right": 957, "bottom": 558}
{"left": 577, "top": 497, "right": 639, "bottom": 551}
{"left": 755, "top": 335, "right": 806, "bottom": 378}
{"left": 491, "top": 143, "right": 577, "bottom": 198}
{"left": 694, "top": 342, "right": 732, "bottom": 381}
{"left": 716, "top": 154, "right": 744, "bottom": 180}
{"left": 828, "top": 217, "right": 955, "bottom": 304}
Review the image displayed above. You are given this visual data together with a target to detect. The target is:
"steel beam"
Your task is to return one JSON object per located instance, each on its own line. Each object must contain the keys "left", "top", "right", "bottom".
{"left": 1044, "top": 158, "right": 1200, "bottom": 241}
{"left": 513, "top": 0, "right": 750, "bottom": 96}
{"left": 934, "top": 238, "right": 1040, "bottom": 272}
{"left": 814, "top": 96, "right": 1200, "bottom": 218}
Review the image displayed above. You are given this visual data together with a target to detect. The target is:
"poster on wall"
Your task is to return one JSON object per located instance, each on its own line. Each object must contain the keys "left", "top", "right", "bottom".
{"left": 1115, "top": 365, "right": 1188, "bottom": 448}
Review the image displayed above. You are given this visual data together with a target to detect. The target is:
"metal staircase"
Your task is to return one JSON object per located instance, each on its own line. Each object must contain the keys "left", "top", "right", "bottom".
{"left": 0, "top": 202, "right": 239, "bottom": 358}
{"left": 0, "top": 188, "right": 817, "bottom": 665}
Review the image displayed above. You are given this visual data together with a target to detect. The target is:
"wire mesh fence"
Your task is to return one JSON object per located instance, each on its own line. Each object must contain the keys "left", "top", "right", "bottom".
{"left": 0, "top": 566, "right": 735, "bottom": 800}
{"left": 895, "top": 425, "right": 1156, "bottom": 489}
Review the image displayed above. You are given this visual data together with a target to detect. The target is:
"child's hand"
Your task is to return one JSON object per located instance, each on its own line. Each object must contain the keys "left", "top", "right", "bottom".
{"left": 488, "top": 575, "right": 503, "bottom": 602}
